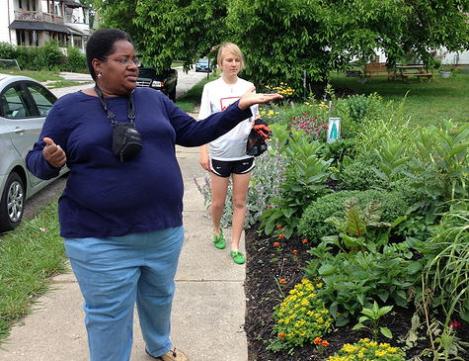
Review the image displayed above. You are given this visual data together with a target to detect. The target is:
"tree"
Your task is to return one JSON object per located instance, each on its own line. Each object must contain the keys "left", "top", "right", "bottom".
{"left": 227, "top": 0, "right": 469, "bottom": 91}
{"left": 93, "top": 0, "right": 229, "bottom": 71}
{"left": 94, "top": 0, "right": 469, "bottom": 93}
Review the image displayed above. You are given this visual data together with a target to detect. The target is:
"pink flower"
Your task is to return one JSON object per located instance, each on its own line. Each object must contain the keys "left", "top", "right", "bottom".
{"left": 449, "top": 319, "right": 463, "bottom": 330}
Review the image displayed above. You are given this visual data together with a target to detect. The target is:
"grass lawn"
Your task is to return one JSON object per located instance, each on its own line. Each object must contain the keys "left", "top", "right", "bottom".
{"left": 0, "top": 69, "right": 66, "bottom": 82}
{"left": 175, "top": 73, "right": 216, "bottom": 113}
{"left": 330, "top": 71, "right": 469, "bottom": 126}
{"left": 0, "top": 69, "right": 90, "bottom": 88}
{"left": 0, "top": 201, "right": 67, "bottom": 342}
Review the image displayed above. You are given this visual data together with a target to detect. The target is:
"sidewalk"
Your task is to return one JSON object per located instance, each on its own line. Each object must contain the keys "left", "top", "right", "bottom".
{"left": 0, "top": 146, "right": 247, "bottom": 361}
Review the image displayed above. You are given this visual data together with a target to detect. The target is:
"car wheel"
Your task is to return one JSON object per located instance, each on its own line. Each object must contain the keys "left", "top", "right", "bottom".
{"left": 0, "top": 172, "right": 25, "bottom": 232}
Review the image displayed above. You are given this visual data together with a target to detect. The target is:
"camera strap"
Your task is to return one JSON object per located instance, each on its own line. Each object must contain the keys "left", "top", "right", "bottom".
{"left": 94, "top": 85, "right": 136, "bottom": 125}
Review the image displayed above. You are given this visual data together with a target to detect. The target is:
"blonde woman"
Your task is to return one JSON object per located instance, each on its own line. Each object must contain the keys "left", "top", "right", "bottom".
{"left": 199, "top": 42, "right": 259, "bottom": 265}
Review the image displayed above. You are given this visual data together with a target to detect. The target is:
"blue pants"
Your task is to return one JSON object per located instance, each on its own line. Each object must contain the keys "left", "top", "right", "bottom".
{"left": 64, "top": 227, "right": 184, "bottom": 361}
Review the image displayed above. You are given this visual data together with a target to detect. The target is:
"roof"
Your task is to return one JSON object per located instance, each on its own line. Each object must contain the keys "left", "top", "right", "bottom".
{"left": 66, "top": 26, "right": 84, "bottom": 35}
{"left": 66, "top": 24, "right": 91, "bottom": 36}
{"left": 9, "top": 20, "right": 71, "bottom": 34}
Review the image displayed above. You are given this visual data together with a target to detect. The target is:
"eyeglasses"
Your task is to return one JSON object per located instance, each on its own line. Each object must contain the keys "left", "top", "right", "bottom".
{"left": 112, "top": 57, "right": 141, "bottom": 67}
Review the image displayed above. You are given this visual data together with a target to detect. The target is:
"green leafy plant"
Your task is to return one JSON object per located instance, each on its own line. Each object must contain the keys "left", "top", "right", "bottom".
{"left": 327, "top": 338, "right": 406, "bottom": 361}
{"left": 352, "top": 301, "right": 394, "bottom": 339}
{"left": 417, "top": 200, "right": 469, "bottom": 323}
{"left": 299, "top": 189, "right": 409, "bottom": 245}
{"left": 413, "top": 318, "right": 469, "bottom": 361}
{"left": 338, "top": 93, "right": 383, "bottom": 123}
{"left": 269, "top": 278, "right": 333, "bottom": 352}
{"left": 306, "top": 244, "right": 421, "bottom": 326}
{"left": 410, "top": 123, "right": 469, "bottom": 203}
{"left": 322, "top": 198, "right": 398, "bottom": 253}
{"left": 338, "top": 158, "right": 388, "bottom": 191}
{"left": 259, "top": 133, "right": 331, "bottom": 238}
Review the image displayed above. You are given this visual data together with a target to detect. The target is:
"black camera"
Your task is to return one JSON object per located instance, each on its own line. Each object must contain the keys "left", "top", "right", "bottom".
{"left": 112, "top": 123, "right": 143, "bottom": 162}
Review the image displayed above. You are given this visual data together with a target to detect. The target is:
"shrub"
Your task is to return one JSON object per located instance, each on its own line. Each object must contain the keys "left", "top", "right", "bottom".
{"left": 417, "top": 200, "right": 469, "bottom": 323}
{"left": 269, "top": 278, "right": 333, "bottom": 351}
{"left": 338, "top": 159, "right": 388, "bottom": 191}
{"left": 37, "top": 41, "right": 64, "bottom": 70}
{"left": 299, "top": 191, "right": 361, "bottom": 243}
{"left": 327, "top": 338, "right": 406, "bottom": 361}
{"left": 0, "top": 42, "right": 17, "bottom": 60}
{"left": 338, "top": 93, "right": 383, "bottom": 123}
{"left": 15, "top": 46, "right": 38, "bottom": 70}
{"left": 306, "top": 245, "right": 420, "bottom": 325}
{"left": 259, "top": 136, "right": 331, "bottom": 238}
{"left": 299, "top": 189, "right": 409, "bottom": 244}
{"left": 63, "top": 46, "right": 87, "bottom": 73}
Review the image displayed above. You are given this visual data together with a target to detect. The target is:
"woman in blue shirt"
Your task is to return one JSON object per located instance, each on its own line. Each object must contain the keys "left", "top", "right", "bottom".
{"left": 26, "top": 29, "right": 281, "bottom": 361}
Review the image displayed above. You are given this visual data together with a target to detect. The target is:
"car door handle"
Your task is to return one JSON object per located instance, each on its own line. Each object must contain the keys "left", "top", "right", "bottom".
{"left": 14, "top": 127, "right": 25, "bottom": 134}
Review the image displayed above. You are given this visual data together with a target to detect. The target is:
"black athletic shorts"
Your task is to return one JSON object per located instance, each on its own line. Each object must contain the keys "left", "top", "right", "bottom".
{"left": 210, "top": 158, "right": 255, "bottom": 178}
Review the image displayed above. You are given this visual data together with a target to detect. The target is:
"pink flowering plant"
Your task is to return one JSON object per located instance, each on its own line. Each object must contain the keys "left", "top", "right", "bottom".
{"left": 290, "top": 112, "right": 328, "bottom": 141}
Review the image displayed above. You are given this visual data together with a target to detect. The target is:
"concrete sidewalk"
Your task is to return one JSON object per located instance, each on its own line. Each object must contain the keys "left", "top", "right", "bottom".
{"left": 0, "top": 146, "right": 247, "bottom": 361}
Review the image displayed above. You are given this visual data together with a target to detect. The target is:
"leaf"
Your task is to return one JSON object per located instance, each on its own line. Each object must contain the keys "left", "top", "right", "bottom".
{"left": 377, "top": 290, "right": 389, "bottom": 303}
{"left": 358, "top": 316, "right": 369, "bottom": 323}
{"left": 352, "top": 323, "right": 366, "bottom": 330}
{"left": 335, "top": 315, "right": 349, "bottom": 327}
{"left": 361, "top": 308, "right": 376, "bottom": 319}
{"left": 380, "top": 326, "right": 393, "bottom": 339}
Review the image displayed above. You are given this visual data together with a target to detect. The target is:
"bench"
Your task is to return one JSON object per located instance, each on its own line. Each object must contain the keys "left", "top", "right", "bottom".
{"left": 394, "top": 64, "right": 433, "bottom": 81}
{"left": 363, "top": 63, "right": 394, "bottom": 79}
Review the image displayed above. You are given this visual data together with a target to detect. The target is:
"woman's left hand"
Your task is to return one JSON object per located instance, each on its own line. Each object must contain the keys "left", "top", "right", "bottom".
{"left": 238, "top": 87, "right": 283, "bottom": 110}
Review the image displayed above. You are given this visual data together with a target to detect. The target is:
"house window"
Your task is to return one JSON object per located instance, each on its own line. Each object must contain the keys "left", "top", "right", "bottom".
{"left": 16, "top": 30, "right": 26, "bottom": 45}
{"left": 16, "top": 30, "right": 38, "bottom": 46}
{"left": 73, "top": 36, "right": 83, "bottom": 49}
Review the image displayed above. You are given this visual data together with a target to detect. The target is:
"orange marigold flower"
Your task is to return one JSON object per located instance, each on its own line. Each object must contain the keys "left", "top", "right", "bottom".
{"left": 278, "top": 332, "right": 286, "bottom": 340}
{"left": 277, "top": 233, "right": 286, "bottom": 240}
{"left": 301, "top": 238, "right": 309, "bottom": 245}
{"left": 273, "top": 241, "right": 281, "bottom": 248}
{"left": 321, "top": 340, "right": 329, "bottom": 347}
{"left": 279, "top": 277, "right": 287, "bottom": 285}
{"left": 313, "top": 337, "right": 322, "bottom": 345}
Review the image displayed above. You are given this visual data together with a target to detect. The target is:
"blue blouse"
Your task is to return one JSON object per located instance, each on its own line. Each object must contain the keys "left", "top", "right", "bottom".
{"left": 26, "top": 88, "right": 252, "bottom": 238}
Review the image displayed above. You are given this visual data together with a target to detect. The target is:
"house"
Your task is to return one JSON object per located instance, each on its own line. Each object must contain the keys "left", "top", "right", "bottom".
{"left": 0, "top": 0, "right": 92, "bottom": 52}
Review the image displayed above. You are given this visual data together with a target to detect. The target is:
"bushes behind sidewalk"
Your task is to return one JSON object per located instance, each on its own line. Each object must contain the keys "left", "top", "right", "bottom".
{"left": 0, "top": 41, "right": 87, "bottom": 73}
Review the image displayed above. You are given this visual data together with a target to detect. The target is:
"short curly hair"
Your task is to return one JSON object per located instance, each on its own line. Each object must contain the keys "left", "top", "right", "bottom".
{"left": 86, "top": 29, "right": 133, "bottom": 81}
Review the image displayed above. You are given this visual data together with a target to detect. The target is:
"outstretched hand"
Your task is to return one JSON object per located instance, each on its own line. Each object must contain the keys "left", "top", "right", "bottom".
{"left": 238, "top": 87, "right": 283, "bottom": 110}
{"left": 42, "top": 137, "right": 67, "bottom": 168}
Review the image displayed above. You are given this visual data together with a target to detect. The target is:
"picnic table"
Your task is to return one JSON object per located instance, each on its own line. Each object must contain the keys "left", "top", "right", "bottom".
{"left": 392, "top": 64, "right": 433, "bottom": 80}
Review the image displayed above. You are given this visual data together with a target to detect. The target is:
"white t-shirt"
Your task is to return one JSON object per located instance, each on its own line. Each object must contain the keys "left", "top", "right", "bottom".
{"left": 198, "top": 77, "right": 259, "bottom": 161}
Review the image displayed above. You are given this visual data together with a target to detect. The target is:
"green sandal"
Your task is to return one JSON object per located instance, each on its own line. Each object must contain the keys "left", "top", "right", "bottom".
{"left": 213, "top": 233, "right": 226, "bottom": 249}
{"left": 230, "top": 251, "right": 245, "bottom": 265}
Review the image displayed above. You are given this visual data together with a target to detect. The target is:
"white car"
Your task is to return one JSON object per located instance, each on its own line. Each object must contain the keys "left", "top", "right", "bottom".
{"left": 0, "top": 74, "right": 66, "bottom": 232}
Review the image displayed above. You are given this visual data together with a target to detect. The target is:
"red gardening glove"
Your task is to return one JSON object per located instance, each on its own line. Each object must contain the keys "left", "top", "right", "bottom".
{"left": 253, "top": 118, "right": 272, "bottom": 140}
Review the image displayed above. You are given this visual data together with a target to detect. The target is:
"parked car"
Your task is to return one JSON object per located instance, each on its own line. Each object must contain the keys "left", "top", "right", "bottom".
{"left": 136, "top": 66, "right": 178, "bottom": 101}
{"left": 0, "top": 74, "right": 67, "bottom": 232}
{"left": 195, "top": 58, "right": 212, "bottom": 73}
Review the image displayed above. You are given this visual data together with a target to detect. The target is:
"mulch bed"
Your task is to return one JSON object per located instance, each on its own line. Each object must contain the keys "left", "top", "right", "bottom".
{"left": 244, "top": 226, "right": 469, "bottom": 361}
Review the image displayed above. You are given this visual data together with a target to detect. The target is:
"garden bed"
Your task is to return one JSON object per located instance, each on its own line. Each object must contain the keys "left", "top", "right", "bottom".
{"left": 244, "top": 226, "right": 469, "bottom": 361}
